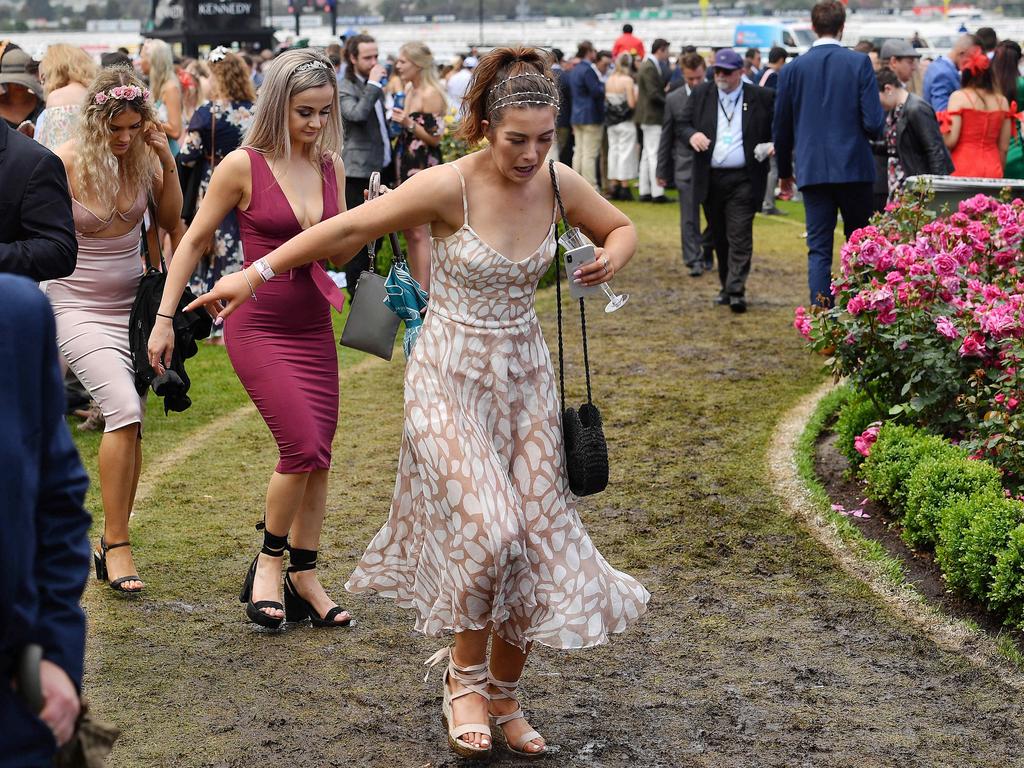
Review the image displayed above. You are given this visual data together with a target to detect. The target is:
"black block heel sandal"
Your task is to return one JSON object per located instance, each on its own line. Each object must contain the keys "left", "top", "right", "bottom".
{"left": 94, "top": 538, "right": 143, "bottom": 595}
{"left": 283, "top": 548, "right": 353, "bottom": 627}
{"left": 239, "top": 528, "right": 287, "bottom": 629}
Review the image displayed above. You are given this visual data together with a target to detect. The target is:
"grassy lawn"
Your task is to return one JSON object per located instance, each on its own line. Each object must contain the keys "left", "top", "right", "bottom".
{"left": 74, "top": 197, "right": 1024, "bottom": 767}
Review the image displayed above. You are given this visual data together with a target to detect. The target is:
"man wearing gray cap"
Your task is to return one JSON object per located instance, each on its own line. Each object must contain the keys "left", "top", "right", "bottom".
{"left": 879, "top": 39, "right": 921, "bottom": 87}
{"left": 0, "top": 44, "right": 43, "bottom": 134}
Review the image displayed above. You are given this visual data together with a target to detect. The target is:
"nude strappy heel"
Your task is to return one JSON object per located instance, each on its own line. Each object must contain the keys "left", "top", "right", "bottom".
{"left": 488, "top": 674, "right": 547, "bottom": 759}
{"left": 424, "top": 647, "right": 493, "bottom": 759}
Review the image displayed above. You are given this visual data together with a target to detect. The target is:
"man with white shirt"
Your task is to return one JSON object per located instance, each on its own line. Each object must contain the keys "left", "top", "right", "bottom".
{"left": 680, "top": 48, "right": 774, "bottom": 312}
{"left": 338, "top": 34, "right": 392, "bottom": 297}
{"left": 636, "top": 38, "right": 671, "bottom": 203}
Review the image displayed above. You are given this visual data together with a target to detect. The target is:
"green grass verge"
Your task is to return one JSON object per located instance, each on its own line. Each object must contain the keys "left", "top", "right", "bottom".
{"left": 793, "top": 384, "right": 908, "bottom": 589}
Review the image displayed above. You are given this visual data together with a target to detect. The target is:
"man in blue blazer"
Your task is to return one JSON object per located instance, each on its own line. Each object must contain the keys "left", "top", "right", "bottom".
{"left": 773, "top": 0, "right": 885, "bottom": 306}
{"left": 570, "top": 42, "right": 610, "bottom": 191}
{"left": 1, "top": 275, "right": 91, "bottom": 766}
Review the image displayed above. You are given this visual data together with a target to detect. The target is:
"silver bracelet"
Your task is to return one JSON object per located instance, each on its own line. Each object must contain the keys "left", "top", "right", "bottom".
{"left": 242, "top": 267, "right": 258, "bottom": 301}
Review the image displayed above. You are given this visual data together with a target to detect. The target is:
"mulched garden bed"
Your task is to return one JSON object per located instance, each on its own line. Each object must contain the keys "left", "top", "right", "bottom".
{"left": 815, "top": 429, "right": 1024, "bottom": 647}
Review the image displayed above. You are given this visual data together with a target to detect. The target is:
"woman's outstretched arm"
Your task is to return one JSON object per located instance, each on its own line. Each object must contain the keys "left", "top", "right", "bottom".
{"left": 186, "top": 164, "right": 449, "bottom": 318}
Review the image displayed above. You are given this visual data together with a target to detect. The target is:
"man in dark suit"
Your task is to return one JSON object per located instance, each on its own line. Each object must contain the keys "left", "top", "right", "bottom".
{"left": 338, "top": 34, "right": 391, "bottom": 297}
{"left": 773, "top": 0, "right": 885, "bottom": 306}
{"left": 680, "top": 48, "right": 774, "bottom": 313}
{"left": 570, "top": 42, "right": 609, "bottom": 192}
{"left": 657, "top": 52, "right": 707, "bottom": 275}
{"left": 636, "top": 38, "right": 670, "bottom": 203}
{"left": 1, "top": 274, "right": 91, "bottom": 767}
{"left": 0, "top": 121, "right": 76, "bottom": 281}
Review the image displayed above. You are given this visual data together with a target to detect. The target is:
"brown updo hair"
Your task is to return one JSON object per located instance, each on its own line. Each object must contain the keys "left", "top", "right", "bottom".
{"left": 458, "top": 46, "right": 559, "bottom": 143}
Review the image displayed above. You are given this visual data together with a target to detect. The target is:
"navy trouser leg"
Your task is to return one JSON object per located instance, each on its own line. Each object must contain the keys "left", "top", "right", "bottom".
{"left": 802, "top": 184, "right": 839, "bottom": 307}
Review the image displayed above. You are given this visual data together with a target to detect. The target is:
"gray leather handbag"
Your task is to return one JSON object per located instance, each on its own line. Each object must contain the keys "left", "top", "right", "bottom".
{"left": 340, "top": 172, "right": 401, "bottom": 360}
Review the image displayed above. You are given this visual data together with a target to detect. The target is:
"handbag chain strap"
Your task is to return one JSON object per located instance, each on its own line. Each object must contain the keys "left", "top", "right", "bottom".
{"left": 548, "top": 160, "right": 594, "bottom": 411}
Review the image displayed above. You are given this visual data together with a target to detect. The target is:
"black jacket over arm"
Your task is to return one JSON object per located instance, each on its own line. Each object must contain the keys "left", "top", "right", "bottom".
{"left": 679, "top": 81, "right": 775, "bottom": 208}
{"left": 0, "top": 123, "right": 77, "bottom": 281}
{"left": 897, "top": 93, "right": 954, "bottom": 178}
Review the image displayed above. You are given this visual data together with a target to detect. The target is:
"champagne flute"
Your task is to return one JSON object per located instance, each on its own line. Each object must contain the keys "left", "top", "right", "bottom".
{"left": 558, "top": 227, "right": 630, "bottom": 313}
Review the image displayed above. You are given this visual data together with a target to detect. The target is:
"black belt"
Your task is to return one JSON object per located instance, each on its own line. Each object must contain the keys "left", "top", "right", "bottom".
{"left": 710, "top": 166, "right": 746, "bottom": 174}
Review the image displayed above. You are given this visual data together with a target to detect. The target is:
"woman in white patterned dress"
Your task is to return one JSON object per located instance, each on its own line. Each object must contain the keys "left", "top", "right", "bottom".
{"left": 188, "top": 46, "right": 650, "bottom": 760}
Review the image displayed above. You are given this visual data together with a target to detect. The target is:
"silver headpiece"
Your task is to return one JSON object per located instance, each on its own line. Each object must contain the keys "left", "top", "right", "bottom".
{"left": 294, "top": 59, "right": 331, "bottom": 74}
{"left": 208, "top": 46, "right": 230, "bottom": 63}
{"left": 489, "top": 91, "right": 560, "bottom": 112}
{"left": 488, "top": 72, "right": 556, "bottom": 92}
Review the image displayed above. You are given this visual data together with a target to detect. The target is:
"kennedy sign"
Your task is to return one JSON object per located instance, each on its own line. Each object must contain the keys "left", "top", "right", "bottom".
{"left": 188, "top": 0, "right": 261, "bottom": 30}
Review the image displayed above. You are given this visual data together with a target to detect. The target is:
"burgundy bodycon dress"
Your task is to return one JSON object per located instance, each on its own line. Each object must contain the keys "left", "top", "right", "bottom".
{"left": 226, "top": 148, "right": 344, "bottom": 473}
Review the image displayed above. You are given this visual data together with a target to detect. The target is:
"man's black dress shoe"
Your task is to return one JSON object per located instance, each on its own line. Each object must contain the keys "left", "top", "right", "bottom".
{"left": 650, "top": 196, "right": 669, "bottom": 204}
{"left": 639, "top": 194, "right": 652, "bottom": 202}
{"left": 688, "top": 264, "right": 704, "bottom": 277}
{"left": 729, "top": 296, "right": 747, "bottom": 313}
{"left": 714, "top": 293, "right": 729, "bottom": 306}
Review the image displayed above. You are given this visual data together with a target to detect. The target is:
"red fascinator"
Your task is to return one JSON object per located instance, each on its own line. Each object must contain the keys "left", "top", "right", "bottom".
{"left": 961, "top": 51, "right": 990, "bottom": 76}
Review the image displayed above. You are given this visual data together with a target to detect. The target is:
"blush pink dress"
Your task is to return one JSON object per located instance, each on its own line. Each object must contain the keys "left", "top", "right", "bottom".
{"left": 345, "top": 164, "right": 650, "bottom": 651}
{"left": 47, "top": 187, "right": 148, "bottom": 432}
{"left": 225, "top": 148, "right": 345, "bottom": 474}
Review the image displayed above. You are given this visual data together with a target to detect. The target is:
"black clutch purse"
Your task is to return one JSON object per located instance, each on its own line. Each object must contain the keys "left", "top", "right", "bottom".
{"left": 549, "top": 160, "right": 609, "bottom": 497}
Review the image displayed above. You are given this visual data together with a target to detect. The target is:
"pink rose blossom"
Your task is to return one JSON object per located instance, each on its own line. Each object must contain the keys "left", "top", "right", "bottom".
{"left": 935, "top": 316, "right": 960, "bottom": 339}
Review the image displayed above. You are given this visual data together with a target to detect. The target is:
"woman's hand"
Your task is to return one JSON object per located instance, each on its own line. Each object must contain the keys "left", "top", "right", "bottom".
{"left": 391, "top": 107, "right": 407, "bottom": 127}
{"left": 184, "top": 268, "right": 250, "bottom": 320}
{"left": 145, "top": 123, "right": 173, "bottom": 163}
{"left": 148, "top": 316, "right": 176, "bottom": 373}
{"left": 573, "top": 247, "right": 617, "bottom": 287}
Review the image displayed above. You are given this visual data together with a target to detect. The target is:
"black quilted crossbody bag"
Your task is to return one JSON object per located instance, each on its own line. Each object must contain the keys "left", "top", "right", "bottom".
{"left": 549, "top": 160, "right": 609, "bottom": 497}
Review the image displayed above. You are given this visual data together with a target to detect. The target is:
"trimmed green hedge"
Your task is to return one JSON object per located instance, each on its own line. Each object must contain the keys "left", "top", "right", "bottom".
{"left": 832, "top": 387, "right": 1024, "bottom": 632}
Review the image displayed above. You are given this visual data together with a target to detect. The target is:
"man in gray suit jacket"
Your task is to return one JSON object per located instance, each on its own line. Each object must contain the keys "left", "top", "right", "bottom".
{"left": 657, "top": 52, "right": 708, "bottom": 276}
{"left": 339, "top": 34, "right": 390, "bottom": 296}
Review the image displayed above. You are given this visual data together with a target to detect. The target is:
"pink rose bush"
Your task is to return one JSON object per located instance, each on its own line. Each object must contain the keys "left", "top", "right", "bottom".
{"left": 796, "top": 192, "right": 1024, "bottom": 488}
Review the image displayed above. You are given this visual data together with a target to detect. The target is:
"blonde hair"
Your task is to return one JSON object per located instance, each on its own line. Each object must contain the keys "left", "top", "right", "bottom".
{"left": 39, "top": 43, "right": 98, "bottom": 97}
{"left": 74, "top": 67, "right": 158, "bottom": 207}
{"left": 143, "top": 38, "right": 177, "bottom": 105}
{"left": 399, "top": 42, "right": 445, "bottom": 106}
{"left": 243, "top": 49, "right": 342, "bottom": 168}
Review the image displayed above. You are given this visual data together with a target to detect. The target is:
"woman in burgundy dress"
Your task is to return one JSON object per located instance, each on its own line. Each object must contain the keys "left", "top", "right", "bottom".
{"left": 942, "top": 50, "right": 1012, "bottom": 178}
{"left": 149, "top": 49, "right": 352, "bottom": 629}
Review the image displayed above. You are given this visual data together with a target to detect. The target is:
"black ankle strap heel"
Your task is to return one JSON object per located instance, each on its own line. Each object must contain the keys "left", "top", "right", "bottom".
{"left": 283, "top": 548, "right": 353, "bottom": 628}
{"left": 93, "top": 537, "right": 143, "bottom": 595}
{"left": 239, "top": 526, "right": 287, "bottom": 629}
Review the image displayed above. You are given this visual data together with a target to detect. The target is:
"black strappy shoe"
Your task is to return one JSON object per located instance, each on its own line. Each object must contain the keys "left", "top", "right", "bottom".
{"left": 239, "top": 527, "right": 287, "bottom": 629}
{"left": 283, "top": 548, "right": 353, "bottom": 627}
{"left": 94, "top": 538, "right": 143, "bottom": 595}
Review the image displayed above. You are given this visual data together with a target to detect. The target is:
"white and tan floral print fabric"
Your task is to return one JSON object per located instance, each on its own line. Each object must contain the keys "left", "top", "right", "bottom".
{"left": 346, "top": 163, "right": 650, "bottom": 650}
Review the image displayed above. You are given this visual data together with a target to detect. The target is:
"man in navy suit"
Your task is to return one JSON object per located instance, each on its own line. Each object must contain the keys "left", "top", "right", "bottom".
{"left": 773, "top": 0, "right": 885, "bottom": 306}
{"left": 570, "top": 42, "right": 610, "bottom": 191}
{"left": 0, "top": 121, "right": 77, "bottom": 281}
{"left": 1, "top": 275, "right": 92, "bottom": 766}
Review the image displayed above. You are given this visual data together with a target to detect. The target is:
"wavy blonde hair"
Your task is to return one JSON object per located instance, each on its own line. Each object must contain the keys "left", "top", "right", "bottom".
{"left": 143, "top": 38, "right": 177, "bottom": 105}
{"left": 399, "top": 42, "right": 445, "bottom": 106}
{"left": 210, "top": 52, "right": 256, "bottom": 103}
{"left": 243, "top": 48, "right": 341, "bottom": 169}
{"left": 74, "top": 67, "right": 158, "bottom": 206}
{"left": 39, "top": 43, "right": 98, "bottom": 97}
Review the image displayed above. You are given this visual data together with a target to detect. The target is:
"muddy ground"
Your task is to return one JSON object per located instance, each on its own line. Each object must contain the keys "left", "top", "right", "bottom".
{"left": 81, "top": 202, "right": 1024, "bottom": 767}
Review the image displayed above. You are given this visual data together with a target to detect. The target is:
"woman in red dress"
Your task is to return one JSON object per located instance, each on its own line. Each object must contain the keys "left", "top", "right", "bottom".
{"left": 943, "top": 51, "right": 1012, "bottom": 178}
{"left": 149, "top": 49, "right": 352, "bottom": 629}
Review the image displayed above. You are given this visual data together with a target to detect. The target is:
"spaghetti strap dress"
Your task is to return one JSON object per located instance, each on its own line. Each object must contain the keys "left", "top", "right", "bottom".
{"left": 346, "top": 163, "right": 650, "bottom": 651}
{"left": 46, "top": 187, "right": 148, "bottom": 432}
{"left": 226, "top": 148, "right": 346, "bottom": 474}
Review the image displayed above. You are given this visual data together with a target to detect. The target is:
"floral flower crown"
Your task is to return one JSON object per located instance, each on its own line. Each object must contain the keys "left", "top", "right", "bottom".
{"left": 94, "top": 84, "right": 150, "bottom": 105}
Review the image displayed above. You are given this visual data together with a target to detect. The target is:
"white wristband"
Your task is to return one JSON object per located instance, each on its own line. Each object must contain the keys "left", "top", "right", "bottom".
{"left": 253, "top": 257, "right": 275, "bottom": 283}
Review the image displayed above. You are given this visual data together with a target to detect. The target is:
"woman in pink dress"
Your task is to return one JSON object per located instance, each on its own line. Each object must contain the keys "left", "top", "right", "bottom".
{"left": 48, "top": 67, "right": 182, "bottom": 594}
{"left": 149, "top": 49, "right": 352, "bottom": 629}
{"left": 189, "top": 47, "right": 649, "bottom": 760}
{"left": 942, "top": 50, "right": 1011, "bottom": 177}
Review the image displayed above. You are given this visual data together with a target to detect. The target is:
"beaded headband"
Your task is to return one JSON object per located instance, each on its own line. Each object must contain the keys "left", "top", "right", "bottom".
{"left": 93, "top": 84, "right": 150, "bottom": 105}
{"left": 488, "top": 72, "right": 556, "bottom": 92}
{"left": 294, "top": 59, "right": 330, "bottom": 74}
{"left": 208, "top": 46, "right": 230, "bottom": 63}
{"left": 489, "top": 91, "right": 560, "bottom": 112}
